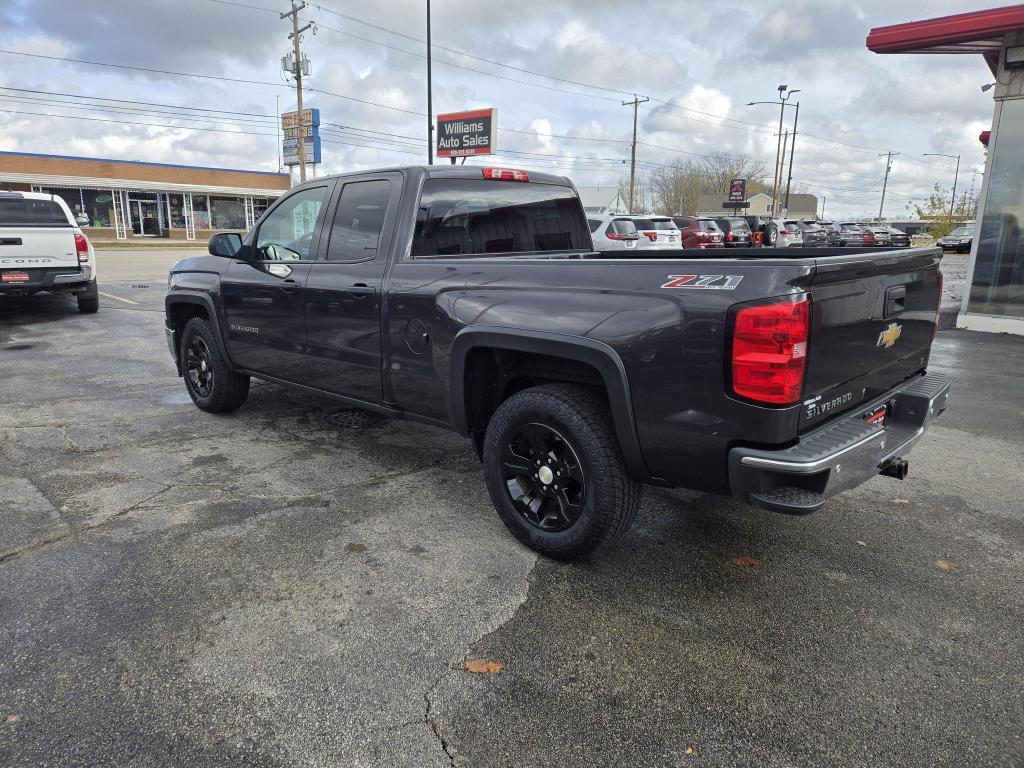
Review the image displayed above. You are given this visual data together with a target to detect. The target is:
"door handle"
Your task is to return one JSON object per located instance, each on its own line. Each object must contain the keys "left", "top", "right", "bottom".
{"left": 346, "top": 283, "right": 374, "bottom": 299}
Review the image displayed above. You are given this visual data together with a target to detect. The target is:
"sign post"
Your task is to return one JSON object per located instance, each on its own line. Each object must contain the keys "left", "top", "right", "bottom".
{"left": 281, "top": 108, "right": 322, "bottom": 173}
{"left": 436, "top": 108, "right": 497, "bottom": 162}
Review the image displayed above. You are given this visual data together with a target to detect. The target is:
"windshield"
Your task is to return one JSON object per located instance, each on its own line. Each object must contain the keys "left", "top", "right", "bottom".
{"left": 698, "top": 220, "right": 721, "bottom": 232}
{"left": 649, "top": 219, "right": 679, "bottom": 230}
{"left": 949, "top": 227, "right": 973, "bottom": 238}
{"left": 783, "top": 221, "right": 803, "bottom": 233}
{"left": 0, "top": 198, "right": 70, "bottom": 227}
{"left": 632, "top": 218, "right": 654, "bottom": 230}
{"left": 726, "top": 218, "right": 750, "bottom": 232}
{"left": 610, "top": 219, "right": 638, "bottom": 236}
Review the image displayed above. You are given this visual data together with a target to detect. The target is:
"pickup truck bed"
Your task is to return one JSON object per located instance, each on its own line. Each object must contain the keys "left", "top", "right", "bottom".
{"left": 164, "top": 165, "right": 948, "bottom": 559}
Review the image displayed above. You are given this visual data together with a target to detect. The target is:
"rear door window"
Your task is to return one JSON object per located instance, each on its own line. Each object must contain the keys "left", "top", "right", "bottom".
{"left": 0, "top": 198, "right": 71, "bottom": 226}
{"left": 326, "top": 179, "right": 391, "bottom": 261}
{"left": 412, "top": 178, "right": 589, "bottom": 257}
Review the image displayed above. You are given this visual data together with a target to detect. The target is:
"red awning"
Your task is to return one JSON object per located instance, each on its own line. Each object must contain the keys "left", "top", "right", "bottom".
{"left": 866, "top": 4, "right": 1024, "bottom": 74}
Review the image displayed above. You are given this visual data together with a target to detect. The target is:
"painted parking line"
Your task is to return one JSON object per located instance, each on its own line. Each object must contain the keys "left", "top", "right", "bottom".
{"left": 98, "top": 290, "right": 140, "bottom": 306}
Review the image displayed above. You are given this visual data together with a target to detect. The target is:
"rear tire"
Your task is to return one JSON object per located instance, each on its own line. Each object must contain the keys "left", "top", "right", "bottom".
{"left": 77, "top": 280, "right": 99, "bottom": 314}
{"left": 180, "top": 317, "right": 250, "bottom": 413}
{"left": 482, "top": 383, "right": 642, "bottom": 560}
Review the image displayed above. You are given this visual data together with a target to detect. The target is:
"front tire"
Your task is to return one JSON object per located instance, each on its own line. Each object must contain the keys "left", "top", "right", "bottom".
{"left": 180, "top": 316, "right": 250, "bottom": 413}
{"left": 482, "top": 383, "right": 642, "bottom": 560}
{"left": 77, "top": 280, "right": 99, "bottom": 313}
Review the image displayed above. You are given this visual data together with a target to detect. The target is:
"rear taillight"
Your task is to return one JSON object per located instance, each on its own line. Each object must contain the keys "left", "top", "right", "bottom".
{"left": 726, "top": 232, "right": 734, "bottom": 242}
{"left": 482, "top": 168, "right": 529, "bottom": 182}
{"left": 644, "top": 232, "right": 657, "bottom": 242}
{"left": 731, "top": 297, "right": 810, "bottom": 405}
{"left": 75, "top": 233, "right": 90, "bottom": 264}
{"left": 607, "top": 232, "right": 636, "bottom": 241}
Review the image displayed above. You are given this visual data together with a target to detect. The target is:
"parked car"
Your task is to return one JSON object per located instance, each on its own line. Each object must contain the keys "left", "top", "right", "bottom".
{"left": 587, "top": 214, "right": 640, "bottom": 252}
{"left": 837, "top": 222, "right": 869, "bottom": 247}
{"left": 672, "top": 216, "right": 724, "bottom": 249}
{"left": 938, "top": 225, "right": 974, "bottom": 253}
{"left": 714, "top": 216, "right": 752, "bottom": 247}
{"left": 869, "top": 226, "right": 891, "bottom": 246}
{"left": 631, "top": 215, "right": 681, "bottom": 249}
{"left": 0, "top": 191, "right": 98, "bottom": 312}
{"left": 816, "top": 221, "right": 843, "bottom": 247}
{"left": 769, "top": 219, "right": 803, "bottom": 247}
{"left": 886, "top": 227, "right": 911, "bottom": 248}
{"left": 789, "top": 220, "right": 827, "bottom": 247}
{"left": 164, "top": 164, "right": 948, "bottom": 559}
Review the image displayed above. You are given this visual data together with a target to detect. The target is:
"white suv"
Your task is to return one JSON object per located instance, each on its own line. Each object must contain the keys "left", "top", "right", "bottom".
{"left": 631, "top": 215, "right": 681, "bottom": 249}
{"left": 587, "top": 214, "right": 641, "bottom": 252}
{"left": 0, "top": 191, "right": 98, "bottom": 312}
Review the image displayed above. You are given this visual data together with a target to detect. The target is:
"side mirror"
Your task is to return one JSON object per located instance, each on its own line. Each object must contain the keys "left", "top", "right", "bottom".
{"left": 208, "top": 232, "right": 243, "bottom": 258}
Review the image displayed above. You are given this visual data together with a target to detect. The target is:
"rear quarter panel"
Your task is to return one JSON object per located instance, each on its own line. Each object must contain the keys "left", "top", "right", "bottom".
{"left": 386, "top": 255, "right": 814, "bottom": 491}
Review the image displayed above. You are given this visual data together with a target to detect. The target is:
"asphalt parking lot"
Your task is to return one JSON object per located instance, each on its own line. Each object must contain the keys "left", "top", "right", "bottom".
{"left": 1, "top": 252, "right": 1022, "bottom": 767}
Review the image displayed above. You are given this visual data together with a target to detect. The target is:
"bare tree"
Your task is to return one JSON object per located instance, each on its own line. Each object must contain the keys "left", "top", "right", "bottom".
{"left": 698, "top": 152, "right": 769, "bottom": 200}
{"left": 648, "top": 160, "right": 703, "bottom": 215}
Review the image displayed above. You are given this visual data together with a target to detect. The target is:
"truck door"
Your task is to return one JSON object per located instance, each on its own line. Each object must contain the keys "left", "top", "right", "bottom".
{"left": 221, "top": 183, "right": 331, "bottom": 379}
{"left": 302, "top": 173, "right": 402, "bottom": 402}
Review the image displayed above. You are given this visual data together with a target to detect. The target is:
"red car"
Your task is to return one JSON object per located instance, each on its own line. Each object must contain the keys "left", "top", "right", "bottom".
{"left": 672, "top": 216, "right": 725, "bottom": 249}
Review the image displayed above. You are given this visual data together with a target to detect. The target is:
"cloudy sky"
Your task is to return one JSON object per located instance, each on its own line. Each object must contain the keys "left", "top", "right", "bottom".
{"left": 0, "top": 0, "right": 997, "bottom": 219}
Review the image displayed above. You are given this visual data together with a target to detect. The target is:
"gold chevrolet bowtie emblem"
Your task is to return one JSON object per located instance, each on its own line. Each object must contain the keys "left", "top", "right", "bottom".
{"left": 877, "top": 322, "right": 902, "bottom": 349}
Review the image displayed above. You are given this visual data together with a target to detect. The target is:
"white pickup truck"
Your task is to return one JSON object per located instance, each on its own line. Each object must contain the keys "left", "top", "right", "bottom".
{"left": 0, "top": 191, "right": 98, "bottom": 313}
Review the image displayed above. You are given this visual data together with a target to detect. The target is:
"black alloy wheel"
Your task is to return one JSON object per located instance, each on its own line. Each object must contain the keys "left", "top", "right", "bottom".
{"left": 501, "top": 422, "right": 586, "bottom": 532}
{"left": 185, "top": 336, "right": 214, "bottom": 398}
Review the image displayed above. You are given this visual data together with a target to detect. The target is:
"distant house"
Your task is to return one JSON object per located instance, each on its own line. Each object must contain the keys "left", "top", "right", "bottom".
{"left": 576, "top": 187, "right": 629, "bottom": 214}
{"left": 696, "top": 191, "right": 819, "bottom": 220}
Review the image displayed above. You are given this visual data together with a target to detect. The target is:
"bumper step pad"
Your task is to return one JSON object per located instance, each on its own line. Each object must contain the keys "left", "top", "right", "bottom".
{"left": 749, "top": 486, "right": 825, "bottom": 515}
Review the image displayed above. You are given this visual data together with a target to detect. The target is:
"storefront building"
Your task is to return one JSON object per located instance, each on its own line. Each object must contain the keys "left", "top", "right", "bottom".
{"left": 869, "top": 5, "right": 1024, "bottom": 335}
{"left": 0, "top": 151, "right": 290, "bottom": 241}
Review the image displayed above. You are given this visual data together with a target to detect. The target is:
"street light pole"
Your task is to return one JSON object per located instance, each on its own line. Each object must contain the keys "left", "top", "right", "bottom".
{"left": 426, "top": 0, "right": 433, "bottom": 165}
{"left": 749, "top": 86, "right": 799, "bottom": 218}
{"left": 877, "top": 150, "right": 899, "bottom": 220}
{"left": 923, "top": 152, "right": 962, "bottom": 218}
{"left": 783, "top": 101, "right": 799, "bottom": 213}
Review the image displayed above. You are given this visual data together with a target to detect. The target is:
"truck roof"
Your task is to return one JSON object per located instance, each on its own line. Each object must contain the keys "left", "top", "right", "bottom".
{"left": 291, "top": 165, "right": 573, "bottom": 187}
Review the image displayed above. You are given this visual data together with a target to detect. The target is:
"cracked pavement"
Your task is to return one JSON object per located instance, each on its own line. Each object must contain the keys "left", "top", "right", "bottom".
{"left": 1, "top": 263, "right": 1023, "bottom": 767}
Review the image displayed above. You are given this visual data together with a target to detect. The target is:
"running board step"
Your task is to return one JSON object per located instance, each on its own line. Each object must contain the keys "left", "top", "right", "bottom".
{"left": 750, "top": 487, "right": 825, "bottom": 515}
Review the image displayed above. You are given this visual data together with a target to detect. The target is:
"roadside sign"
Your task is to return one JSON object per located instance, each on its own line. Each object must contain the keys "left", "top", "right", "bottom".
{"left": 437, "top": 108, "right": 497, "bottom": 158}
{"left": 281, "top": 108, "right": 321, "bottom": 167}
{"left": 728, "top": 178, "right": 746, "bottom": 203}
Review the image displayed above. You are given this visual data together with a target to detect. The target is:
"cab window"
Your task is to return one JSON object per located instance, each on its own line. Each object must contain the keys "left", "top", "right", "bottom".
{"left": 327, "top": 180, "right": 391, "bottom": 261}
{"left": 255, "top": 186, "right": 327, "bottom": 261}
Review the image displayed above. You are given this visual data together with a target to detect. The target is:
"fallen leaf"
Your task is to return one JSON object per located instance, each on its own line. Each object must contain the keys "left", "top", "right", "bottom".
{"left": 935, "top": 559, "right": 959, "bottom": 573}
{"left": 856, "top": 540, "right": 867, "bottom": 547}
{"left": 894, "top": 498, "right": 910, "bottom": 504}
{"left": 683, "top": 746, "right": 695, "bottom": 755}
{"left": 464, "top": 658, "right": 504, "bottom": 675}
{"left": 728, "top": 555, "right": 760, "bottom": 568}
{"left": 591, "top": 635, "right": 597, "bottom": 641}
{"left": 344, "top": 543, "right": 368, "bottom": 553}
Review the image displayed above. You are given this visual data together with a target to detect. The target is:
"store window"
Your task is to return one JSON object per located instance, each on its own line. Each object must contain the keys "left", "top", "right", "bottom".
{"left": 209, "top": 195, "right": 247, "bottom": 230}
{"left": 168, "top": 194, "right": 186, "bottom": 229}
{"left": 192, "top": 195, "right": 211, "bottom": 230}
{"left": 81, "top": 190, "right": 114, "bottom": 228}
{"left": 38, "top": 187, "right": 89, "bottom": 226}
{"left": 968, "top": 99, "right": 1024, "bottom": 319}
{"left": 253, "top": 196, "right": 271, "bottom": 221}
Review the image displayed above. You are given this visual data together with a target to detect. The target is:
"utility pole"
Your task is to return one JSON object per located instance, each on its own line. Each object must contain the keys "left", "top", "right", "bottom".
{"left": 426, "top": 0, "right": 433, "bottom": 164}
{"left": 622, "top": 94, "right": 649, "bottom": 212}
{"left": 782, "top": 101, "right": 799, "bottom": 212}
{"left": 749, "top": 85, "right": 799, "bottom": 218}
{"left": 877, "top": 150, "right": 898, "bottom": 220}
{"left": 282, "top": 1, "right": 312, "bottom": 182}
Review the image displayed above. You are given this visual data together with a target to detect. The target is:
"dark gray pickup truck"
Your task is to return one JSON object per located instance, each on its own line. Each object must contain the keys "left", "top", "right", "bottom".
{"left": 164, "top": 165, "right": 949, "bottom": 559}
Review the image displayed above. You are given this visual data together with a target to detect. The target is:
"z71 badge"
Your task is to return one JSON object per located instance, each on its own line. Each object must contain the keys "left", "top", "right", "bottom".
{"left": 661, "top": 274, "right": 743, "bottom": 290}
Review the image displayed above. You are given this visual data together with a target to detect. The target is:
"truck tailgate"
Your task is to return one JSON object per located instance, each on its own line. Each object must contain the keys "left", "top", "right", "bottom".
{"left": 0, "top": 226, "right": 78, "bottom": 268}
{"left": 800, "top": 248, "right": 942, "bottom": 431}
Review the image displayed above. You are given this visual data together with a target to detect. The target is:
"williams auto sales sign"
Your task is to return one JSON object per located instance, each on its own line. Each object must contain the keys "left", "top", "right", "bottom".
{"left": 436, "top": 108, "right": 497, "bottom": 158}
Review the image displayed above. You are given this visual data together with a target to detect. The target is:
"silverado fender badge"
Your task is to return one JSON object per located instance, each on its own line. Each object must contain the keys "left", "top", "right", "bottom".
{"left": 661, "top": 274, "right": 743, "bottom": 290}
{"left": 877, "top": 322, "right": 902, "bottom": 349}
